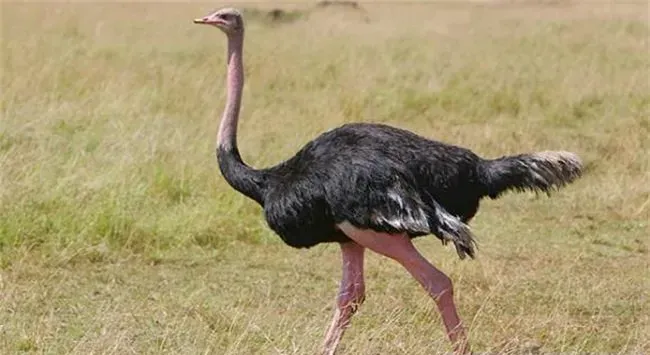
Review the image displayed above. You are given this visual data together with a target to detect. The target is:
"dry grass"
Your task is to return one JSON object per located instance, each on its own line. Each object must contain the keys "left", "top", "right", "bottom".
{"left": 1, "top": 1, "right": 649, "bottom": 354}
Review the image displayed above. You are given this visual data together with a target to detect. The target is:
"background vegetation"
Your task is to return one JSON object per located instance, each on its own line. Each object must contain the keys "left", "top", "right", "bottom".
{"left": 1, "top": 1, "right": 648, "bottom": 354}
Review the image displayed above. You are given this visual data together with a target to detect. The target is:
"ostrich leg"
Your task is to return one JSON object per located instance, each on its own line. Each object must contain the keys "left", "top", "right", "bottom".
{"left": 338, "top": 222, "right": 470, "bottom": 354}
{"left": 322, "top": 242, "right": 366, "bottom": 355}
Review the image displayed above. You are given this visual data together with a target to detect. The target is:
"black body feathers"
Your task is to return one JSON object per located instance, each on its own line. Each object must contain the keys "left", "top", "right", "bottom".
{"left": 217, "top": 123, "right": 583, "bottom": 259}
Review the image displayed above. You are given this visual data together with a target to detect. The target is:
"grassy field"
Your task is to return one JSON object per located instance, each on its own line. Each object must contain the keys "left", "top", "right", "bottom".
{"left": 1, "top": 1, "right": 649, "bottom": 354}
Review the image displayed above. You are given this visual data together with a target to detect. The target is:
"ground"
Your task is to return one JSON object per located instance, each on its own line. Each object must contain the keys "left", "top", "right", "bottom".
{"left": 1, "top": 1, "right": 648, "bottom": 354}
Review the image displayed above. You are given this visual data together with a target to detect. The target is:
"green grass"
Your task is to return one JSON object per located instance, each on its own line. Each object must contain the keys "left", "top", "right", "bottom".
{"left": 1, "top": 1, "right": 649, "bottom": 354}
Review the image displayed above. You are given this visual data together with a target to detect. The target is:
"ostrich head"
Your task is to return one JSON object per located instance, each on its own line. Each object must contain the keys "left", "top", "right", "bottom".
{"left": 193, "top": 7, "right": 244, "bottom": 35}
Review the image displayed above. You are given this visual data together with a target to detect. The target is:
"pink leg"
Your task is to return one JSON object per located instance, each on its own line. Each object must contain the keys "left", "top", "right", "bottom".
{"left": 322, "top": 242, "right": 366, "bottom": 355}
{"left": 338, "top": 222, "right": 470, "bottom": 354}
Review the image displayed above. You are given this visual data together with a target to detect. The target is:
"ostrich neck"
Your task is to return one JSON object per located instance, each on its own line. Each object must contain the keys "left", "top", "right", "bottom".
{"left": 215, "top": 31, "right": 266, "bottom": 205}
{"left": 218, "top": 33, "right": 244, "bottom": 150}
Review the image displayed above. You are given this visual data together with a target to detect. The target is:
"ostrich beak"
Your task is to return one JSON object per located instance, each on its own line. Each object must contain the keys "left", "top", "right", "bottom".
{"left": 193, "top": 16, "right": 227, "bottom": 26}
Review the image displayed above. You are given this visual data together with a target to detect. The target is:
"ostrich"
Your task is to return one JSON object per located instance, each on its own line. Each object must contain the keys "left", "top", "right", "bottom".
{"left": 193, "top": 8, "right": 583, "bottom": 355}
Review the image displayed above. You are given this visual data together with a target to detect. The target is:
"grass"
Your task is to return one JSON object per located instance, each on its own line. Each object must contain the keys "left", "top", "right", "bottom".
{"left": 1, "top": 1, "right": 649, "bottom": 354}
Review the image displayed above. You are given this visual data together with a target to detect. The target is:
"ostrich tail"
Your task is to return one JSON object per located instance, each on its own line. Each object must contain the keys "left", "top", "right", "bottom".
{"left": 479, "top": 151, "right": 583, "bottom": 199}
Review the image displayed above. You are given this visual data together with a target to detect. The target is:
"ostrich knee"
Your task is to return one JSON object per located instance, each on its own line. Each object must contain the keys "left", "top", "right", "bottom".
{"left": 430, "top": 273, "right": 453, "bottom": 304}
{"left": 427, "top": 274, "right": 467, "bottom": 349}
{"left": 398, "top": 256, "right": 466, "bottom": 349}
{"left": 431, "top": 277, "right": 460, "bottom": 330}
{"left": 337, "top": 281, "right": 365, "bottom": 320}
{"left": 322, "top": 275, "right": 366, "bottom": 355}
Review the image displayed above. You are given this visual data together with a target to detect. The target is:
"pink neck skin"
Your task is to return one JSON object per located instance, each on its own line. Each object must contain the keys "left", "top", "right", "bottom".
{"left": 218, "top": 32, "right": 244, "bottom": 151}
